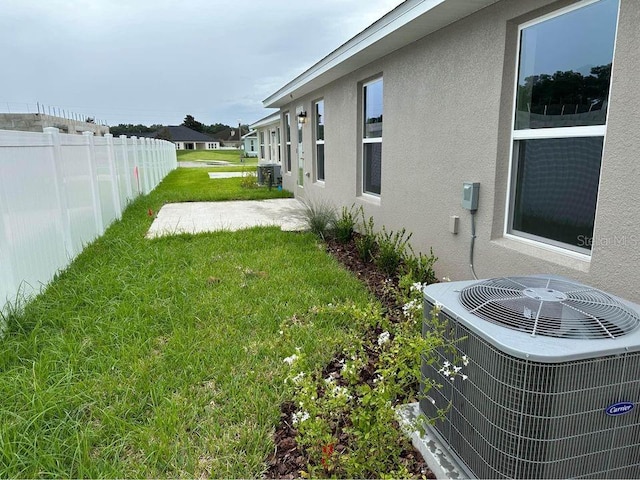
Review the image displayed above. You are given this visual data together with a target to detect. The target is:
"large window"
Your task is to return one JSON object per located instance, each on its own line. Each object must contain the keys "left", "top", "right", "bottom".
{"left": 363, "top": 77, "right": 383, "bottom": 195}
{"left": 508, "top": 0, "right": 618, "bottom": 254}
{"left": 314, "top": 99, "right": 325, "bottom": 182}
{"left": 284, "top": 112, "right": 291, "bottom": 172}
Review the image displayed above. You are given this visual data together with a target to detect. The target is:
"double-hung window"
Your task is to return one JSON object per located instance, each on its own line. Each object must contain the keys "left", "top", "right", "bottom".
{"left": 259, "top": 131, "right": 265, "bottom": 159}
{"left": 314, "top": 99, "right": 325, "bottom": 182}
{"left": 363, "top": 77, "right": 383, "bottom": 195}
{"left": 507, "top": 0, "right": 618, "bottom": 255}
{"left": 277, "top": 127, "right": 281, "bottom": 163}
{"left": 284, "top": 112, "right": 291, "bottom": 172}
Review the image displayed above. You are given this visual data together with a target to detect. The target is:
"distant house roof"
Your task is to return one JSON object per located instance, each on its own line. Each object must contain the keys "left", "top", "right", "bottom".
{"left": 136, "top": 125, "right": 216, "bottom": 142}
{"left": 213, "top": 127, "right": 243, "bottom": 142}
{"left": 163, "top": 126, "right": 215, "bottom": 142}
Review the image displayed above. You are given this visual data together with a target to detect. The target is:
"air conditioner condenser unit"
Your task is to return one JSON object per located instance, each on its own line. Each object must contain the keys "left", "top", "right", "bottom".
{"left": 420, "top": 275, "right": 640, "bottom": 479}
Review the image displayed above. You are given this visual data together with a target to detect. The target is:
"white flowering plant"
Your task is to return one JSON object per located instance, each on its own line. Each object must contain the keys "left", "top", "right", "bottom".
{"left": 277, "top": 234, "right": 466, "bottom": 477}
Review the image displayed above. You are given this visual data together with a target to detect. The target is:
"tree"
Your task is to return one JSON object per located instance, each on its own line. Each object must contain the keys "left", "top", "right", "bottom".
{"left": 182, "top": 114, "right": 204, "bottom": 133}
{"left": 155, "top": 127, "right": 172, "bottom": 141}
{"left": 109, "top": 123, "right": 154, "bottom": 137}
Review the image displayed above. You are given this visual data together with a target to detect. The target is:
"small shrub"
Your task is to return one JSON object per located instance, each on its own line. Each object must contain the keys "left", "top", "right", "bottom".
{"left": 302, "top": 200, "right": 336, "bottom": 240}
{"left": 375, "top": 226, "right": 412, "bottom": 277}
{"left": 240, "top": 169, "right": 258, "bottom": 189}
{"left": 403, "top": 246, "right": 438, "bottom": 285}
{"left": 334, "top": 205, "right": 356, "bottom": 244}
{"left": 354, "top": 207, "right": 377, "bottom": 262}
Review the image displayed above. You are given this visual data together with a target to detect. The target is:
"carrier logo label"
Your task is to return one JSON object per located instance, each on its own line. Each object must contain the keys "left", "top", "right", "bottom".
{"left": 605, "top": 402, "right": 635, "bottom": 416}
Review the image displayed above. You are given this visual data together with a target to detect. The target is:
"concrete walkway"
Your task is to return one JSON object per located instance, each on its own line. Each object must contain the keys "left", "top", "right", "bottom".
{"left": 207, "top": 172, "right": 243, "bottom": 179}
{"left": 146, "top": 198, "right": 307, "bottom": 238}
{"left": 178, "top": 160, "right": 232, "bottom": 168}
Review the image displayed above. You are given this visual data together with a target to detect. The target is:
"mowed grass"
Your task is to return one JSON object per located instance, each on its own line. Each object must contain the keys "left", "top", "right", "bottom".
{"left": 177, "top": 149, "right": 257, "bottom": 165}
{"left": 157, "top": 168, "right": 291, "bottom": 203}
{"left": 0, "top": 169, "right": 370, "bottom": 477}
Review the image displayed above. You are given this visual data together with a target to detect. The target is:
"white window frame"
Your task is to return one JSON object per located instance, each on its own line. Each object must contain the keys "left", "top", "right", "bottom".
{"left": 314, "top": 99, "right": 325, "bottom": 183}
{"left": 503, "top": 0, "right": 618, "bottom": 260}
{"left": 259, "top": 131, "right": 265, "bottom": 159}
{"left": 284, "top": 112, "right": 291, "bottom": 173}
{"left": 362, "top": 77, "right": 383, "bottom": 197}
{"left": 277, "top": 127, "right": 281, "bottom": 163}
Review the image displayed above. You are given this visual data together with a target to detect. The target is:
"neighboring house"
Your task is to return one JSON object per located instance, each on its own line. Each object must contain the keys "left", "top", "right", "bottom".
{"left": 242, "top": 130, "right": 259, "bottom": 157}
{"left": 213, "top": 127, "right": 243, "bottom": 148}
{"left": 249, "top": 113, "right": 282, "bottom": 164}
{"left": 0, "top": 113, "right": 109, "bottom": 136}
{"left": 258, "top": 0, "right": 640, "bottom": 303}
{"left": 137, "top": 125, "right": 219, "bottom": 150}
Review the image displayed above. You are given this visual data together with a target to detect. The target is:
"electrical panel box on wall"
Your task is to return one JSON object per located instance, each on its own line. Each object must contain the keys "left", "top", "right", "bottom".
{"left": 462, "top": 182, "right": 480, "bottom": 210}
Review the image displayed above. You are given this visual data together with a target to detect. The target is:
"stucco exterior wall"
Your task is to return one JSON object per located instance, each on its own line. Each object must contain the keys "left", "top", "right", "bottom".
{"left": 278, "top": 0, "right": 640, "bottom": 303}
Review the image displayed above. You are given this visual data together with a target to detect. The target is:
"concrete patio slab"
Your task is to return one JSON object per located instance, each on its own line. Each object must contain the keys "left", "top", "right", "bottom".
{"left": 397, "top": 403, "right": 469, "bottom": 479}
{"left": 207, "top": 172, "right": 244, "bottom": 179}
{"left": 178, "top": 160, "right": 232, "bottom": 168}
{"left": 146, "top": 198, "right": 307, "bottom": 238}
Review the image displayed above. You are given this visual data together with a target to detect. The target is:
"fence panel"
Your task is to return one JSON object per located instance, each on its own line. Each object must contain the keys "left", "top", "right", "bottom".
{"left": 0, "top": 128, "right": 177, "bottom": 313}
{"left": 57, "top": 130, "right": 101, "bottom": 257}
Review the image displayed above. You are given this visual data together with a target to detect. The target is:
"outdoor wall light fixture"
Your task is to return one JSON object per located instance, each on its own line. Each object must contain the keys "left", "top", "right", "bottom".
{"left": 297, "top": 111, "right": 308, "bottom": 124}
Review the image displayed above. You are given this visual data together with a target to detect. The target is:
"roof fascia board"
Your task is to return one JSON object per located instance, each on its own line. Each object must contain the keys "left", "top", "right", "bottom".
{"left": 250, "top": 112, "right": 281, "bottom": 129}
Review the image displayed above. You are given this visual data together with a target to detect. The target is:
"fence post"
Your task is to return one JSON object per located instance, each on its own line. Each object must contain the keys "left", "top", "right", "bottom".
{"left": 83, "top": 131, "right": 104, "bottom": 236}
{"left": 104, "top": 134, "right": 123, "bottom": 219}
{"left": 43, "top": 127, "right": 74, "bottom": 257}
{"left": 119, "top": 135, "right": 134, "bottom": 201}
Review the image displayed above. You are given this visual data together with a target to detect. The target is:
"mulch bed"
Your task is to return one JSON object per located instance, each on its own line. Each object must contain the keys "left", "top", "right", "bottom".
{"left": 264, "top": 234, "right": 434, "bottom": 479}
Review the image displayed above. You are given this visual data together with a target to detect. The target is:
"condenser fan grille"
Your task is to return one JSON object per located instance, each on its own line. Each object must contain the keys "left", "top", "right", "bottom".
{"left": 459, "top": 276, "right": 640, "bottom": 339}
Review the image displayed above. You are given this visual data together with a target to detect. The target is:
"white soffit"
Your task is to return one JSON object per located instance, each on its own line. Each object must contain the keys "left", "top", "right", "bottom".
{"left": 264, "top": 0, "right": 500, "bottom": 108}
{"left": 249, "top": 111, "right": 280, "bottom": 129}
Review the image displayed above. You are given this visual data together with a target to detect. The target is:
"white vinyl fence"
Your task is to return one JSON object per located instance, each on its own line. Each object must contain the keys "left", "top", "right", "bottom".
{"left": 0, "top": 127, "right": 177, "bottom": 311}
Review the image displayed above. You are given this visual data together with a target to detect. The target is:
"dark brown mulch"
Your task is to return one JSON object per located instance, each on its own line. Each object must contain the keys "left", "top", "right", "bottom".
{"left": 264, "top": 234, "right": 433, "bottom": 479}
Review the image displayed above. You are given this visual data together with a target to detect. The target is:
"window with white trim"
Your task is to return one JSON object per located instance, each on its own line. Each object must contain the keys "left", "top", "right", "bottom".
{"left": 507, "top": 0, "right": 618, "bottom": 255}
{"left": 284, "top": 112, "right": 291, "bottom": 172}
{"left": 259, "top": 131, "right": 265, "bottom": 159}
{"left": 314, "top": 99, "right": 325, "bottom": 182}
{"left": 362, "top": 77, "right": 383, "bottom": 195}
{"left": 277, "top": 127, "right": 281, "bottom": 163}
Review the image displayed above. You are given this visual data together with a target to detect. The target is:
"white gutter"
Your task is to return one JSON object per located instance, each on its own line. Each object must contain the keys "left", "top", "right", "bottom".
{"left": 263, "top": 0, "right": 499, "bottom": 108}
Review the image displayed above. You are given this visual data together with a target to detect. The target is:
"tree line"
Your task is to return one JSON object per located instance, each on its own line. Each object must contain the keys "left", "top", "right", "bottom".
{"left": 109, "top": 115, "right": 249, "bottom": 138}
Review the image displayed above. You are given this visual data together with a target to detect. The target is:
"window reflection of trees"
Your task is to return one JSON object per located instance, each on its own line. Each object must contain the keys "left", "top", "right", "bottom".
{"left": 516, "top": 63, "right": 611, "bottom": 128}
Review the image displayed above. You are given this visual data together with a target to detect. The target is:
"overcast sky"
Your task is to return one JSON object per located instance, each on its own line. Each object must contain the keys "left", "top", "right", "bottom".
{"left": 0, "top": 0, "right": 404, "bottom": 127}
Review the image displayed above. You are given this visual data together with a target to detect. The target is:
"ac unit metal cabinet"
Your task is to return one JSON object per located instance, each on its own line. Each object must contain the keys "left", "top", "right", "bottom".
{"left": 420, "top": 275, "right": 640, "bottom": 479}
{"left": 257, "top": 164, "right": 281, "bottom": 186}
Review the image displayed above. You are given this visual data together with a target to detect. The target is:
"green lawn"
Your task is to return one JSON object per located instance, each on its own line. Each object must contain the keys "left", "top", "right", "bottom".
{"left": 157, "top": 168, "right": 291, "bottom": 203}
{"left": 0, "top": 170, "right": 370, "bottom": 477}
{"left": 177, "top": 149, "right": 258, "bottom": 165}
